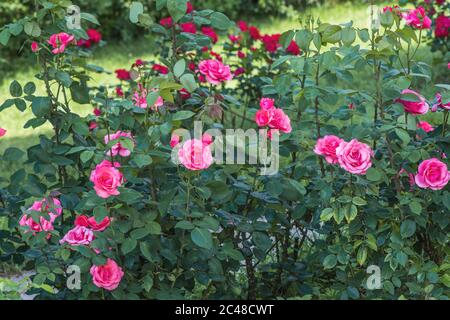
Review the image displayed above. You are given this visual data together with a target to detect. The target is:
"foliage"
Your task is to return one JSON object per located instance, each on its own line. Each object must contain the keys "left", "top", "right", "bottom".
{"left": 0, "top": 0, "right": 449, "bottom": 300}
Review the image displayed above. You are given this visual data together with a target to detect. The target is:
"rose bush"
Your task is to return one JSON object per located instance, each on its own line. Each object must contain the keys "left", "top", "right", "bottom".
{"left": 0, "top": 1, "right": 449, "bottom": 300}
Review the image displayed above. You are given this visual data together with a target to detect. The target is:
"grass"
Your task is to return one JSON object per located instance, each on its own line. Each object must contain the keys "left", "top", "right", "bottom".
{"left": 0, "top": 1, "right": 442, "bottom": 164}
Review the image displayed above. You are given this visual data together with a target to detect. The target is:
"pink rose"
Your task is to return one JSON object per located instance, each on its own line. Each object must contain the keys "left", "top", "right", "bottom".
{"left": 160, "top": 16, "right": 173, "bottom": 28}
{"left": 90, "top": 160, "right": 124, "bottom": 198}
{"left": 255, "top": 109, "right": 272, "bottom": 126}
{"left": 261, "top": 34, "right": 281, "bottom": 53}
{"left": 178, "top": 139, "right": 213, "bottom": 171}
{"left": 417, "top": 121, "right": 434, "bottom": 133}
{"left": 60, "top": 226, "right": 94, "bottom": 246}
{"left": 29, "top": 198, "right": 62, "bottom": 222}
{"left": 286, "top": 40, "right": 301, "bottom": 55}
{"left": 202, "top": 133, "right": 213, "bottom": 146}
{"left": 31, "top": 41, "right": 39, "bottom": 52}
{"left": 402, "top": 7, "right": 432, "bottom": 29}
{"left": 396, "top": 89, "right": 429, "bottom": 115}
{"left": 260, "top": 98, "right": 275, "bottom": 110}
{"left": 198, "top": 59, "right": 233, "bottom": 85}
{"left": 0, "top": 128, "right": 6, "bottom": 137}
{"left": 75, "top": 215, "right": 111, "bottom": 232}
{"left": 90, "top": 258, "right": 124, "bottom": 291}
{"left": 268, "top": 108, "right": 292, "bottom": 133}
{"left": 104, "top": 131, "right": 134, "bottom": 157}
{"left": 415, "top": 158, "right": 449, "bottom": 190}
{"left": 180, "top": 22, "right": 197, "bottom": 34}
{"left": 434, "top": 93, "right": 450, "bottom": 110}
{"left": 19, "top": 215, "right": 53, "bottom": 234}
{"left": 229, "top": 34, "right": 241, "bottom": 43}
{"left": 47, "top": 32, "right": 74, "bottom": 54}
{"left": 314, "top": 135, "right": 345, "bottom": 164}
{"left": 170, "top": 134, "right": 180, "bottom": 148}
{"left": 201, "top": 27, "right": 218, "bottom": 44}
{"left": 336, "top": 139, "right": 374, "bottom": 175}
{"left": 435, "top": 15, "right": 450, "bottom": 38}
{"left": 115, "top": 69, "right": 131, "bottom": 80}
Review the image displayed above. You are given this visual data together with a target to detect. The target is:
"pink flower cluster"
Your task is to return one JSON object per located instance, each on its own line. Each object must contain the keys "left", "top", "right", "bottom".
{"left": 315, "top": 136, "right": 374, "bottom": 175}
{"left": 104, "top": 131, "right": 134, "bottom": 157}
{"left": 47, "top": 32, "right": 75, "bottom": 54}
{"left": 255, "top": 98, "right": 292, "bottom": 137}
{"left": 402, "top": 6, "right": 432, "bottom": 29}
{"left": 19, "top": 198, "right": 62, "bottom": 235}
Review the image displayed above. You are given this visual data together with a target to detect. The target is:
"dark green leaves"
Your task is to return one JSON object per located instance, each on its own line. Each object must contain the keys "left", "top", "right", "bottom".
{"left": 191, "top": 227, "right": 213, "bottom": 249}
{"left": 400, "top": 220, "right": 416, "bottom": 238}
{"left": 323, "top": 254, "right": 337, "bottom": 269}
{"left": 31, "top": 97, "right": 51, "bottom": 117}
{"left": 167, "top": 0, "right": 188, "bottom": 23}
{"left": 10, "top": 80, "right": 22, "bottom": 97}
{"left": 129, "top": 2, "right": 144, "bottom": 23}
{"left": 210, "top": 12, "right": 232, "bottom": 30}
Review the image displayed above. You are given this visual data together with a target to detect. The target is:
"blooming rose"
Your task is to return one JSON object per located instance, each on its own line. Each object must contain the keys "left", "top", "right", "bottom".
{"left": 229, "top": 34, "right": 241, "bottom": 43}
{"left": 180, "top": 22, "right": 197, "bottom": 34}
{"left": 201, "top": 27, "right": 218, "bottom": 44}
{"left": 90, "top": 258, "right": 124, "bottom": 291}
{"left": 234, "top": 67, "right": 245, "bottom": 77}
{"left": 115, "top": 69, "right": 131, "bottom": 80}
{"left": 104, "top": 131, "right": 134, "bottom": 157}
{"left": 47, "top": 32, "right": 74, "bottom": 54}
{"left": 434, "top": 15, "right": 450, "bottom": 38}
{"left": 255, "top": 109, "right": 272, "bottom": 126}
{"left": 433, "top": 93, "right": 450, "bottom": 111}
{"left": 179, "top": 88, "right": 191, "bottom": 100}
{"left": 60, "top": 226, "right": 94, "bottom": 246}
{"left": 19, "top": 215, "right": 54, "bottom": 234}
{"left": 31, "top": 42, "right": 39, "bottom": 52}
{"left": 336, "top": 139, "right": 374, "bottom": 175}
{"left": 0, "top": 128, "right": 6, "bottom": 137}
{"left": 261, "top": 34, "right": 281, "bottom": 53}
{"left": 198, "top": 59, "right": 233, "bottom": 85}
{"left": 248, "top": 26, "right": 261, "bottom": 40}
{"left": 268, "top": 108, "right": 292, "bottom": 133}
{"left": 314, "top": 135, "right": 345, "bottom": 164}
{"left": 286, "top": 40, "right": 301, "bottom": 55}
{"left": 75, "top": 215, "right": 111, "bottom": 232}
{"left": 170, "top": 134, "right": 180, "bottom": 148}
{"left": 90, "top": 160, "right": 124, "bottom": 198}
{"left": 152, "top": 63, "right": 169, "bottom": 74}
{"left": 178, "top": 139, "right": 213, "bottom": 171}
{"left": 159, "top": 16, "right": 173, "bottom": 28}
{"left": 260, "top": 98, "right": 275, "bottom": 110}
{"left": 237, "top": 21, "right": 248, "bottom": 32}
{"left": 29, "top": 198, "right": 62, "bottom": 222}
{"left": 402, "top": 7, "right": 432, "bottom": 29}
{"left": 396, "top": 89, "right": 429, "bottom": 115}
{"left": 415, "top": 158, "right": 449, "bottom": 190}
{"left": 77, "top": 29, "right": 102, "bottom": 48}
{"left": 417, "top": 121, "right": 434, "bottom": 133}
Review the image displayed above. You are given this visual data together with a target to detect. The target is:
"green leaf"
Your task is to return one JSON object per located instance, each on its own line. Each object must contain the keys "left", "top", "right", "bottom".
{"left": 3, "top": 147, "right": 25, "bottom": 161}
{"left": 352, "top": 196, "right": 367, "bottom": 206}
{"left": 129, "top": 1, "right": 144, "bottom": 23}
{"left": 174, "top": 59, "right": 186, "bottom": 78}
{"left": 31, "top": 97, "right": 51, "bottom": 117}
{"left": 9, "top": 80, "right": 22, "bottom": 98}
{"left": 320, "top": 208, "right": 334, "bottom": 222}
{"left": 175, "top": 220, "right": 195, "bottom": 230}
{"left": 400, "top": 220, "right": 416, "bottom": 238}
{"left": 93, "top": 206, "right": 108, "bottom": 223}
{"left": 146, "top": 221, "right": 161, "bottom": 235}
{"left": 56, "top": 71, "right": 72, "bottom": 88}
{"left": 366, "top": 168, "right": 382, "bottom": 182}
{"left": 14, "top": 98, "right": 26, "bottom": 111}
{"left": 80, "top": 150, "right": 94, "bottom": 163}
{"left": 167, "top": 0, "right": 188, "bottom": 23}
{"left": 0, "top": 29, "right": 11, "bottom": 46}
{"left": 132, "top": 154, "right": 152, "bottom": 168}
{"left": 323, "top": 254, "right": 337, "bottom": 269}
{"left": 211, "top": 12, "right": 232, "bottom": 30}
{"left": 130, "top": 227, "right": 150, "bottom": 240}
{"left": 80, "top": 12, "right": 100, "bottom": 25}
{"left": 9, "top": 80, "right": 22, "bottom": 97}
{"left": 395, "top": 128, "right": 410, "bottom": 145}
{"left": 191, "top": 227, "right": 213, "bottom": 249}
{"left": 180, "top": 73, "right": 198, "bottom": 93}
{"left": 24, "top": 82, "right": 36, "bottom": 95}
{"left": 357, "top": 246, "right": 367, "bottom": 266}
{"left": 121, "top": 238, "right": 137, "bottom": 255}
{"left": 70, "top": 83, "right": 90, "bottom": 104}
{"left": 172, "top": 110, "right": 195, "bottom": 121}
{"left": 409, "top": 201, "right": 422, "bottom": 215}
{"left": 142, "top": 275, "right": 153, "bottom": 292}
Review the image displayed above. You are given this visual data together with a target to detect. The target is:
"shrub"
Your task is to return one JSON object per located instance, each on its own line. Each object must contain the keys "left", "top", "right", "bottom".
{"left": 0, "top": 1, "right": 449, "bottom": 300}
